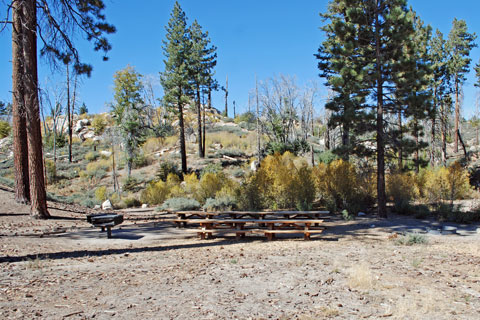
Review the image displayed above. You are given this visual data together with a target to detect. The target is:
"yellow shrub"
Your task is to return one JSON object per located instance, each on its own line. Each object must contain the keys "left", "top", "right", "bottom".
{"left": 196, "top": 172, "right": 225, "bottom": 203}
{"left": 140, "top": 180, "right": 170, "bottom": 205}
{"left": 423, "top": 162, "right": 471, "bottom": 202}
{"left": 95, "top": 186, "right": 107, "bottom": 202}
{"left": 142, "top": 137, "right": 163, "bottom": 154}
{"left": 387, "top": 172, "right": 419, "bottom": 204}
{"left": 312, "top": 159, "right": 368, "bottom": 214}
{"left": 91, "top": 114, "right": 107, "bottom": 135}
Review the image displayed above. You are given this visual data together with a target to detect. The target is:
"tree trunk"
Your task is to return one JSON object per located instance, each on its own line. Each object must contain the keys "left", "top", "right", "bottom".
{"left": 203, "top": 89, "right": 209, "bottom": 156}
{"left": 414, "top": 119, "right": 419, "bottom": 173}
{"left": 12, "top": 1, "right": 30, "bottom": 204}
{"left": 23, "top": 0, "right": 49, "bottom": 219}
{"left": 375, "top": 1, "right": 387, "bottom": 218}
{"left": 454, "top": 78, "right": 459, "bottom": 153}
{"left": 196, "top": 85, "right": 204, "bottom": 158}
{"left": 441, "top": 103, "right": 447, "bottom": 166}
{"left": 67, "top": 63, "right": 73, "bottom": 162}
{"left": 430, "top": 87, "right": 437, "bottom": 166}
{"left": 178, "top": 89, "right": 187, "bottom": 174}
{"left": 224, "top": 75, "right": 228, "bottom": 117}
{"left": 397, "top": 110, "right": 403, "bottom": 170}
{"left": 255, "top": 75, "right": 261, "bottom": 162}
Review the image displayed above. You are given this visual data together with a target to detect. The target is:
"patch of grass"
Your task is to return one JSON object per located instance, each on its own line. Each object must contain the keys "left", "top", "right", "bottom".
{"left": 395, "top": 233, "right": 428, "bottom": 246}
{"left": 160, "top": 197, "right": 200, "bottom": 211}
{"left": 348, "top": 263, "right": 373, "bottom": 291}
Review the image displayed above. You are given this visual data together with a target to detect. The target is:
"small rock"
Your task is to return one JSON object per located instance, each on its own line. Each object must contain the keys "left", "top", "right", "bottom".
{"left": 141, "top": 204, "right": 148, "bottom": 209}
{"left": 102, "top": 200, "right": 113, "bottom": 210}
{"left": 94, "top": 205, "right": 101, "bottom": 210}
{"left": 100, "top": 150, "right": 112, "bottom": 158}
{"left": 357, "top": 212, "right": 366, "bottom": 217}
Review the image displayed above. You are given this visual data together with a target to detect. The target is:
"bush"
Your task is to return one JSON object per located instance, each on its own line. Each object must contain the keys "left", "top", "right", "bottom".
{"left": 395, "top": 233, "right": 428, "bottom": 246}
{"left": 95, "top": 186, "right": 107, "bottom": 202}
{"left": 196, "top": 172, "right": 226, "bottom": 204}
{"left": 313, "top": 159, "right": 371, "bottom": 215}
{"left": 160, "top": 197, "right": 200, "bottom": 211}
{"left": 200, "top": 163, "right": 223, "bottom": 178}
{"left": 203, "top": 195, "right": 237, "bottom": 211}
{"left": 236, "top": 152, "right": 315, "bottom": 210}
{"left": 123, "top": 176, "right": 139, "bottom": 191}
{"left": 141, "top": 173, "right": 182, "bottom": 205}
{"left": 216, "top": 148, "right": 245, "bottom": 158}
{"left": 91, "top": 114, "right": 107, "bottom": 135}
{"left": 0, "top": 120, "right": 11, "bottom": 138}
{"left": 156, "top": 161, "right": 180, "bottom": 181}
{"left": 85, "top": 151, "right": 100, "bottom": 162}
{"left": 387, "top": 172, "right": 419, "bottom": 214}
{"left": 44, "top": 132, "right": 67, "bottom": 149}
{"left": 423, "top": 162, "right": 471, "bottom": 203}
{"left": 45, "top": 159, "right": 56, "bottom": 183}
{"left": 123, "top": 197, "right": 141, "bottom": 208}
{"left": 133, "top": 153, "right": 150, "bottom": 169}
{"left": 142, "top": 136, "right": 163, "bottom": 154}
{"left": 264, "top": 139, "right": 309, "bottom": 156}
{"left": 317, "top": 150, "right": 338, "bottom": 164}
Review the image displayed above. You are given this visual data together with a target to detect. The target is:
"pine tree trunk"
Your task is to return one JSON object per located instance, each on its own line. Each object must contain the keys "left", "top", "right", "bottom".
{"left": 203, "top": 89, "right": 209, "bottom": 156}
{"left": 441, "top": 103, "right": 447, "bottom": 166}
{"left": 23, "top": 0, "right": 49, "bottom": 219}
{"left": 178, "top": 89, "right": 187, "bottom": 174}
{"left": 375, "top": 1, "right": 387, "bottom": 218}
{"left": 454, "top": 79, "right": 459, "bottom": 153}
{"left": 342, "top": 121, "right": 350, "bottom": 161}
{"left": 12, "top": 1, "right": 30, "bottom": 204}
{"left": 196, "top": 85, "right": 204, "bottom": 158}
{"left": 397, "top": 110, "right": 403, "bottom": 170}
{"left": 414, "top": 119, "right": 419, "bottom": 173}
{"left": 430, "top": 87, "right": 437, "bottom": 166}
{"left": 255, "top": 76, "right": 261, "bottom": 162}
{"left": 67, "top": 63, "right": 72, "bottom": 162}
{"left": 224, "top": 75, "right": 228, "bottom": 117}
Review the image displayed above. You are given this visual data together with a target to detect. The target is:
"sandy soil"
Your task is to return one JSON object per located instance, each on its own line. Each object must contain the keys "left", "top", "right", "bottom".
{"left": 1, "top": 188, "right": 479, "bottom": 319}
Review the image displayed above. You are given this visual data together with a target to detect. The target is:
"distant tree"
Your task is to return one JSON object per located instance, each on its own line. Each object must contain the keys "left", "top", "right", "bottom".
{"left": 112, "top": 66, "right": 147, "bottom": 178}
{"left": 447, "top": 19, "right": 477, "bottom": 153}
{"left": 78, "top": 103, "right": 88, "bottom": 115}
{"left": 161, "top": 1, "right": 191, "bottom": 174}
{"left": 188, "top": 19, "right": 217, "bottom": 158}
{"left": 0, "top": 101, "right": 11, "bottom": 121}
{"left": 5, "top": 0, "right": 115, "bottom": 218}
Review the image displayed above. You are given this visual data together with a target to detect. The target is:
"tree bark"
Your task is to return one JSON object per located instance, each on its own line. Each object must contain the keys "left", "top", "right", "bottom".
{"left": 430, "top": 87, "right": 437, "bottom": 166}
{"left": 375, "top": 1, "right": 387, "bottom": 218}
{"left": 441, "top": 103, "right": 447, "bottom": 166}
{"left": 12, "top": 1, "right": 30, "bottom": 204}
{"left": 397, "top": 110, "right": 403, "bottom": 170}
{"left": 414, "top": 119, "right": 419, "bottom": 173}
{"left": 178, "top": 88, "right": 187, "bottom": 174}
{"left": 224, "top": 75, "right": 228, "bottom": 117}
{"left": 23, "top": 0, "right": 50, "bottom": 218}
{"left": 196, "top": 85, "right": 204, "bottom": 158}
{"left": 454, "top": 78, "right": 459, "bottom": 153}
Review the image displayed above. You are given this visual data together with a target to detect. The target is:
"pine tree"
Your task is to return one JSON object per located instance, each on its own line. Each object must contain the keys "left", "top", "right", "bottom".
{"left": 447, "top": 19, "right": 477, "bottom": 153}
{"left": 317, "top": 0, "right": 417, "bottom": 218}
{"left": 9, "top": 0, "right": 115, "bottom": 218}
{"left": 112, "top": 66, "right": 146, "bottom": 178}
{"left": 429, "top": 30, "right": 451, "bottom": 166}
{"left": 161, "top": 1, "right": 191, "bottom": 174}
{"left": 188, "top": 19, "right": 217, "bottom": 158}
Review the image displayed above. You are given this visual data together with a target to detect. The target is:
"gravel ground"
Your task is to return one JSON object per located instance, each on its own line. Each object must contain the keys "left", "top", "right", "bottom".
{"left": 1, "top": 189, "right": 479, "bottom": 319}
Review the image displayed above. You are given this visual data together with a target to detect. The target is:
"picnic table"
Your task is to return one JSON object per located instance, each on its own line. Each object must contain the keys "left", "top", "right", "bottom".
{"left": 176, "top": 218, "right": 325, "bottom": 240}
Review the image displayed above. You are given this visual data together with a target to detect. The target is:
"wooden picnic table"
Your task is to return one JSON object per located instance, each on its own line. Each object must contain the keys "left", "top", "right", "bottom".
{"left": 177, "top": 218, "right": 325, "bottom": 240}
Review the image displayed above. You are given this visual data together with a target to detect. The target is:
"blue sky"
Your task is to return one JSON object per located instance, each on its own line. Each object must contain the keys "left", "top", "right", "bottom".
{"left": 1, "top": 0, "right": 480, "bottom": 118}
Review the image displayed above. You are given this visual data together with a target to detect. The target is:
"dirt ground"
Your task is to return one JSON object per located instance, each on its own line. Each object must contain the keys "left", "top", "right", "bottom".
{"left": 1, "top": 188, "right": 479, "bottom": 320}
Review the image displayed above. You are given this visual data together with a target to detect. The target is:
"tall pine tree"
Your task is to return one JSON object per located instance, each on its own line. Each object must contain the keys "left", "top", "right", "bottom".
{"left": 317, "top": 0, "right": 417, "bottom": 218}
{"left": 188, "top": 19, "right": 217, "bottom": 158}
{"left": 447, "top": 19, "right": 477, "bottom": 153}
{"left": 161, "top": 1, "right": 191, "bottom": 174}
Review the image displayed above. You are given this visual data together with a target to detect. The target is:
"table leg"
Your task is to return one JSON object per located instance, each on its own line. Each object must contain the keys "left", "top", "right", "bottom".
{"left": 107, "top": 227, "right": 112, "bottom": 239}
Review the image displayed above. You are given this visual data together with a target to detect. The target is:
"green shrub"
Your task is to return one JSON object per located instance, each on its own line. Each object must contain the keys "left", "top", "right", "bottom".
{"left": 216, "top": 148, "right": 245, "bottom": 158}
{"left": 133, "top": 153, "right": 150, "bottom": 169}
{"left": 45, "top": 160, "right": 56, "bottom": 183}
{"left": 95, "top": 186, "right": 107, "bottom": 202}
{"left": 317, "top": 150, "right": 338, "bottom": 164}
{"left": 156, "top": 161, "right": 180, "bottom": 181}
{"left": 160, "top": 197, "right": 200, "bottom": 211}
{"left": 200, "top": 162, "right": 223, "bottom": 178}
{"left": 264, "top": 139, "right": 309, "bottom": 156}
{"left": 123, "top": 197, "right": 141, "bottom": 208}
{"left": 0, "top": 120, "right": 11, "bottom": 138}
{"left": 123, "top": 176, "right": 139, "bottom": 191}
{"left": 85, "top": 151, "right": 100, "bottom": 161}
{"left": 395, "top": 233, "right": 428, "bottom": 246}
{"left": 44, "top": 132, "right": 67, "bottom": 149}
{"left": 202, "top": 195, "right": 237, "bottom": 211}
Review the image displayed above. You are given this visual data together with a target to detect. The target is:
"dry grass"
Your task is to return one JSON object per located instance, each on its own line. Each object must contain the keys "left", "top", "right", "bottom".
{"left": 205, "top": 131, "right": 256, "bottom": 153}
{"left": 348, "top": 262, "right": 374, "bottom": 290}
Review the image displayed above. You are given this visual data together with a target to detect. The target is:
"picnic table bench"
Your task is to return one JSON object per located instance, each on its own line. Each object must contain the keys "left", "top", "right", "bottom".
{"left": 86, "top": 213, "right": 124, "bottom": 238}
{"left": 176, "top": 218, "right": 325, "bottom": 240}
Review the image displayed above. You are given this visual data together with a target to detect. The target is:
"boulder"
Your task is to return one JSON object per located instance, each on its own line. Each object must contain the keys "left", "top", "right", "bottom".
{"left": 102, "top": 199, "right": 113, "bottom": 210}
{"left": 74, "top": 118, "right": 90, "bottom": 133}
{"left": 83, "top": 131, "right": 95, "bottom": 140}
{"left": 93, "top": 205, "right": 101, "bottom": 210}
{"left": 100, "top": 150, "right": 112, "bottom": 158}
{"left": 250, "top": 160, "right": 259, "bottom": 172}
{"left": 141, "top": 204, "right": 148, "bottom": 209}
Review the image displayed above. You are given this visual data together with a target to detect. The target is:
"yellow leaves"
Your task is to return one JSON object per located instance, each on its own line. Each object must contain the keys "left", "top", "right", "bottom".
{"left": 423, "top": 162, "right": 471, "bottom": 202}
{"left": 387, "top": 171, "right": 419, "bottom": 204}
